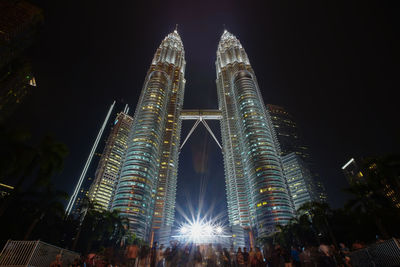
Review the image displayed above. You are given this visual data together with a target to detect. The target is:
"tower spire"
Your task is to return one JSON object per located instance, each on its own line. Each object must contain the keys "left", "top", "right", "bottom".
{"left": 174, "top": 24, "right": 178, "bottom": 33}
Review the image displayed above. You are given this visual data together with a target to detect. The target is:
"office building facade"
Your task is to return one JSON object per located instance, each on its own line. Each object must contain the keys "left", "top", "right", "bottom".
{"left": 267, "top": 104, "right": 327, "bottom": 203}
{"left": 89, "top": 112, "right": 133, "bottom": 210}
{"left": 111, "top": 30, "right": 186, "bottom": 242}
{"left": 0, "top": 0, "right": 42, "bottom": 121}
{"left": 282, "top": 153, "right": 318, "bottom": 211}
{"left": 216, "top": 30, "right": 293, "bottom": 241}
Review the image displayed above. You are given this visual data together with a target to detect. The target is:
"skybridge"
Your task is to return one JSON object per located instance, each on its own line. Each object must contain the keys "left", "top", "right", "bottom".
{"left": 180, "top": 109, "right": 222, "bottom": 150}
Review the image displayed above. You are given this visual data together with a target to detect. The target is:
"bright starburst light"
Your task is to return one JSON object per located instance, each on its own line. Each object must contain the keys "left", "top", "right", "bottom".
{"left": 175, "top": 219, "right": 230, "bottom": 244}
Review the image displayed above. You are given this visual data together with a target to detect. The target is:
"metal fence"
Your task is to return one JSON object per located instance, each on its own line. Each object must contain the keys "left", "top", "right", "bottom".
{"left": 350, "top": 238, "right": 400, "bottom": 267}
{"left": 0, "top": 240, "right": 80, "bottom": 267}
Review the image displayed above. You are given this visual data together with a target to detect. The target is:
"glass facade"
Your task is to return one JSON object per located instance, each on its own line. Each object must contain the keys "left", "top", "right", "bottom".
{"left": 267, "top": 104, "right": 328, "bottom": 203}
{"left": 89, "top": 112, "right": 133, "bottom": 210}
{"left": 282, "top": 152, "right": 318, "bottom": 211}
{"left": 112, "top": 30, "right": 186, "bottom": 241}
{"left": 216, "top": 31, "right": 293, "bottom": 240}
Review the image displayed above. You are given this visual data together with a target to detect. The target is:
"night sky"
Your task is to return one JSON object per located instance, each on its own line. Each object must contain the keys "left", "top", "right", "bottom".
{"left": 10, "top": 1, "right": 400, "bottom": 222}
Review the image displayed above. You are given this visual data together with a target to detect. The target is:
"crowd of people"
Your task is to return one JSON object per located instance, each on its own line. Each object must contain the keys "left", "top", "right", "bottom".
{"left": 59, "top": 240, "right": 357, "bottom": 267}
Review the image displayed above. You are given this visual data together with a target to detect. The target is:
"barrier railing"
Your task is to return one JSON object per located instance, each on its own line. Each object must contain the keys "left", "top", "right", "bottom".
{"left": 350, "top": 238, "right": 400, "bottom": 267}
{"left": 0, "top": 240, "right": 80, "bottom": 266}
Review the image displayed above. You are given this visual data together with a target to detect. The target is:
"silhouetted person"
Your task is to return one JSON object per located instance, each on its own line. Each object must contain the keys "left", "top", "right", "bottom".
{"left": 50, "top": 254, "right": 62, "bottom": 267}
{"left": 193, "top": 245, "right": 203, "bottom": 267}
{"left": 236, "top": 247, "right": 245, "bottom": 267}
{"left": 243, "top": 247, "right": 249, "bottom": 266}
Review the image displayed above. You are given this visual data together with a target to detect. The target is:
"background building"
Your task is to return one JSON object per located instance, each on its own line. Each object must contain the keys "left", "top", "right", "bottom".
{"left": 112, "top": 30, "right": 186, "bottom": 242}
{"left": 266, "top": 104, "right": 310, "bottom": 161}
{"left": 0, "top": 0, "right": 42, "bottom": 121}
{"left": 89, "top": 111, "right": 133, "bottom": 210}
{"left": 342, "top": 156, "right": 400, "bottom": 209}
{"left": 216, "top": 30, "right": 293, "bottom": 244}
{"left": 282, "top": 153, "right": 318, "bottom": 211}
{"left": 342, "top": 158, "right": 362, "bottom": 184}
{"left": 267, "top": 104, "right": 328, "bottom": 203}
{"left": 66, "top": 102, "right": 116, "bottom": 217}
{"left": 0, "top": 182, "right": 14, "bottom": 199}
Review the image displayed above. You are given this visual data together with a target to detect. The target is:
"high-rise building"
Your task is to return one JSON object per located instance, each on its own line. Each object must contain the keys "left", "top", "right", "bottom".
{"left": 342, "top": 157, "right": 400, "bottom": 209}
{"left": 216, "top": 30, "right": 293, "bottom": 241}
{"left": 89, "top": 111, "right": 133, "bottom": 210}
{"left": 341, "top": 158, "right": 362, "bottom": 184}
{"left": 0, "top": 60, "right": 37, "bottom": 120}
{"left": 66, "top": 102, "right": 116, "bottom": 217}
{"left": 267, "top": 105, "right": 309, "bottom": 161}
{"left": 0, "top": 0, "right": 42, "bottom": 121}
{"left": 267, "top": 104, "right": 327, "bottom": 203}
{"left": 112, "top": 30, "right": 186, "bottom": 242}
{"left": 0, "top": 182, "right": 14, "bottom": 199}
{"left": 0, "top": 0, "right": 43, "bottom": 69}
{"left": 282, "top": 153, "right": 318, "bottom": 211}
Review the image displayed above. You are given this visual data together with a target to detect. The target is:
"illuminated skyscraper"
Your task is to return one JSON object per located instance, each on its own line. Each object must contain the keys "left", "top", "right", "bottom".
{"left": 89, "top": 110, "right": 133, "bottom": 210}
{"left": 66, "top": 101, "right": 116, "bottom": 217}
{"left": 282, "top": 153, "right": 318, "bottom": 211}
{"left": 216, "top": 30, "right": 293, "bottom": 241}
{"left": 267, "top": 105, "right": 310, "bottom": 161}
{"left": 267, "top": 104, "right": 328, "bottom": 203}
{"left": 112, "top": 30, "right": 186, "bottom": 242}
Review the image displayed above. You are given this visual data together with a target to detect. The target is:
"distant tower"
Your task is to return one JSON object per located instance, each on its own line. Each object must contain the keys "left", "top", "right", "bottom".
{"left": 89, "top": 109, "right": 133, "bottom": 210}
{"left": 266, "top": 105, "right": 310, "bottom": 160}
{"left": 282, "top": 153, "right": 318, "bottom": 211}
{"left": 112, "top": 30, "right": 186, "bottom": 242}
{"left": 342, "top": 157, "right": 400, "bottom": 209}
{"left": 66, "top": 101, "right": 116, "bottom": 216}
{"left": 216, "top": 30, "right": 293, "bottom": 243}
{"left": 0, "top": 0, "right": 42, "bottom": 121}
{"left": 267, "top": 104, "right": 328, "bottom": 203}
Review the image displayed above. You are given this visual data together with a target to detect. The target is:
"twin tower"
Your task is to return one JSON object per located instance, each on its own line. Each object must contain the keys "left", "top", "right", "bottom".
{"left": 111, "top": 30, "right": 293, "bottom": 246}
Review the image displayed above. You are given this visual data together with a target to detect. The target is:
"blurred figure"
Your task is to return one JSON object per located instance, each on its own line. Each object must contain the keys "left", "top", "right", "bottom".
{"left": 290, "top": 247, "right": 300, "bottom": 267}
{"left": 193, "top": 245, "right": 203, "bottom": 267}
{"left": 351, "top": 241, "right": 363, "bottom": 250}
{"left": 150, "top": 242, "right": 158, "bottom": 267}
{"left": 330, "top": 245, "right": 344, "bottom": 266}
{"left": 206, "top": 244, "right": 216, "bottom": 266}
{"left": 339, "top": 243, "right": 349, "bottom": 257}
{"left": 318, "top": 243, "right": 335, "bottom": 267}
{"left": 299, "top": 246, "right": 313, "bottom": 267}
{"left": 236, "top": 247, "right": 245, "bottom": 267}
{"left": 86, "top": 253, "right": 96, "bottom": 267}
{"left": 271, "top": 244, "right": 283, "bottom": 267}
{"left": 164, "top": 247, "right": 171, "bottom": 267}
{"left": 242, "top": 247, "right": 249, "bottom": 266}
{"left": 339, "top": 243, "right": 351, "bottom": 267}
{"left": 126, "top": 242, "right": 139, "bottom": 267}
{"left": 157, "top": 244, "right": 165, "bottom": 267}
{"left": 282, "top": 248, "right": 292, "bottom": 267}
{"left": 263, "top": 244, "right": 273, "bottom": 265}
{"left": 50, "top": 254, "right": 62, "bottom": 267}
{"left": 254, "top": 247, "right": 263, "bottom": 267}
{"left": 229, "top": 246, "right": 236, "bottom": 267}
{"left": 139, "top": 245, "right": 149, "bottom": 267}
{"left": 180, "top": 246, "right": 190, "bottom": 266}
{"left": 169, "top": 241, "right": 179, "bottom": 266}
{"left": 222, "top": 248, "right": 231, "bottom": 267}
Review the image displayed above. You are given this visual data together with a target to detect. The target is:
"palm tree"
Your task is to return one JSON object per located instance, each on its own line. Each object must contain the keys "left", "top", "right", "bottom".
{"left": 71, "top": 198, "right": 130, "bottom": 254}
{"left": 298, "top": 201, "right": 337, "bottom": 246}
{"left": 23, "top": 184, "right": 68, "bottom": 240}
{"left": 344, "top": 181, "right": 390, "bottom": 239}
{"left": 0, "top": 130, "right": 68, "bottom": 216}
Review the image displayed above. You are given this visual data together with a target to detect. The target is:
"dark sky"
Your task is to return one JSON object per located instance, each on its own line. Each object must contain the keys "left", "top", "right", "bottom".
{"left": 10, "top": 0, "right": 400, "bottom": 221}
